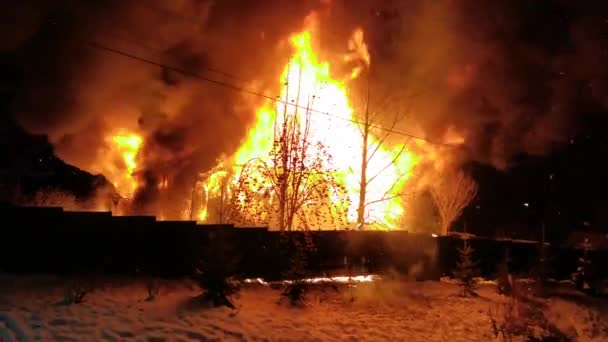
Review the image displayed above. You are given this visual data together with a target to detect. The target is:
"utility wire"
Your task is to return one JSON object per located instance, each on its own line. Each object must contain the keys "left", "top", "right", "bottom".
{"left": 86, "top": 40, "right": 458, "bottom": 147}
{"left": 94, "top": 29, "right": 249, "bottom": 83}
{"left": 73, "top": 1, "right": 458, "bottom": 146}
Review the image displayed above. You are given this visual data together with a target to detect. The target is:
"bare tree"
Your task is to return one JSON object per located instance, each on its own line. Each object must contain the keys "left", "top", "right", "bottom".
{"left": 430, "top": 170, "right": 478, "bottom": 235}
{"left": 354, "top": 81, "right": 418, "bottom": 230}
{"left": 227, "top": 71, "right": 349, "bottom": 231}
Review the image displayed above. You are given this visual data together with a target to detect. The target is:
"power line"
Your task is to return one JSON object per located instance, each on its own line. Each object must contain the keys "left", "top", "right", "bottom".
{"left": 86, "top": 40, "right": 458, "bottom": 147}
{"left": 94, "top": 29, "right": 249, "bottom": 83}
{"left": 69, "top": 1, "right": 250, "bottom": 83}
{"left": 73, "top": 1, "right": 458, "bottom": 146}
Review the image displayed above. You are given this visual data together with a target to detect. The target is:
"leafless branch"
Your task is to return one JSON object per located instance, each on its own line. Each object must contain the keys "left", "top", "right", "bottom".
{"left": 366, "top": 142, "right": 410, "bottom": 186}
{"left": 430, "top": 171, "right": 478, "bottom": 235}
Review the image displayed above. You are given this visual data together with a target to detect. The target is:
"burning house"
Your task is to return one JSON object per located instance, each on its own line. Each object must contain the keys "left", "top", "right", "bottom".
{"left": 4, "top": 0, "right": 607, "bottom": 233}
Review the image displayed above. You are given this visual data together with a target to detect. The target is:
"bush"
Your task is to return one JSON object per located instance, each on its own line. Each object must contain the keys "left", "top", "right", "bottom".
{"left": 63, "top": 286, "right": 88, "bottom": 304}
{"left": 489, "top": 298, "right": 571, "bottom": 342}
{"left": 145, "top": 277, "right": 161, "bottom": 301}
{"left": 62, "top": 278, "right": 94, "bottom": 305}
{"left": 282, "top": 280, "right": 308, "bottom": 306}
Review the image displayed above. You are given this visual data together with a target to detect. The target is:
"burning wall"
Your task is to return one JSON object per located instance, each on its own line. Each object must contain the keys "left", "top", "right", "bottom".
{"left": 5, "top": 0, "right": 608, "bottom": 228}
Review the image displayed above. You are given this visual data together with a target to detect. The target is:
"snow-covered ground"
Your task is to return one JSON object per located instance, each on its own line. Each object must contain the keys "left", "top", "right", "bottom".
{"left": 0, "top": 274, "right": 606, "bottom": 341}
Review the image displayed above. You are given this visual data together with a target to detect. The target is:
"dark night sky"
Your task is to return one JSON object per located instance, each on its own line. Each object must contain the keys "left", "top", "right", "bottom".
{"left": 458, "top": 112, "right": 608, "bottom": 240}
{"left": 1, "top": 0, "right": 608, "bottom": 239}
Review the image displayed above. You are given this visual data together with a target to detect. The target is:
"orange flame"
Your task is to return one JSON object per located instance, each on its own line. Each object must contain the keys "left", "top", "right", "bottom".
{"left": 104, "top": 131, "right": 143, "bottom": 199}
{"left": 197, "top": 165, "right": 229, "bottom": 222}
{"left": 198, "top": 19, "right": 423, "bottom": 230}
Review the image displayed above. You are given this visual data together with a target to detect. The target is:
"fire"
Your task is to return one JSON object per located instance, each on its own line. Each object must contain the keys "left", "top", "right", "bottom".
{"left": 197, "top": 166, "right": 229, "bottom": 222}
{"left": 157, "top": 176, "right": 169, "bottom": 190}
{"left": 105, "top": 131, "right": 143, "bottom": 199}
{"left": 345, "top": 28, "right": 370, "bottom": 79}
{"left": 199, "top": 19, "right": 420, "bottom": 229}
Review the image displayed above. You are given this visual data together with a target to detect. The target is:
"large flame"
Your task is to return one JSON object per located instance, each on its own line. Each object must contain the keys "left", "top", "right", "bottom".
{"left": 199, "top": 21, "right": 421, "bottom": 229}
{"left": 103, "top": 131, "right": 143, "bottom": 199}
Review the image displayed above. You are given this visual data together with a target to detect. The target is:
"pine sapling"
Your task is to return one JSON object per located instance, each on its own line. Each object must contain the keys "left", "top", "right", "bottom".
{"left": 192, "top": 265, "right": 239, "bottom": 309}
{"left": 497, "top": 247, "right": 513, "bottom": 296}
{"left": 454, "top": 239, "right": 479, "bottom": 297}
{"left": 572, "top": 237, "right": 592, "bottom": 292}
{"left": 281, "top": 233, "right": 314, "bottom": 306}
{"left": 535, "top": 224, "right": 552, "bottom": 297}
{"left": 145, "top": 277, "right": 160, "bottom": 301}
{"left": 191, "top": 231, "right": 240, "bottom": 309}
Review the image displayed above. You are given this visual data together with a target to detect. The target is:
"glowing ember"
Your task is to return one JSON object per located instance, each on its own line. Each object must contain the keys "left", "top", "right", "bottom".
{"left": 199, "top": 19, "right": 421, "bottom": 229}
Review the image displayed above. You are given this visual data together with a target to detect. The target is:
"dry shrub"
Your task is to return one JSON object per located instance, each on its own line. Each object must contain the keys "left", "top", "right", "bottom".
{"left": 62, "top": 277, "right": 95, "bottom": 305}
{"left": 489, "top": 298, "right": 571, "bottom": 342}
{"left": 282, "top": 280, "right": 308, "bottom": 307}
{"left": 145, "top": 277, "right": 161, "bottom": 301}
{"left": 490, "top": 299, "right": 540, "bottom": 341}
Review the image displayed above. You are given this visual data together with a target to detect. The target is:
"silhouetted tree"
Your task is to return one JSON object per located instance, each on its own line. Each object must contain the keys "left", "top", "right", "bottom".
{"left": 191, "top": 230, "right": 240, "bottom": 308}
{"left": 354, "top": 83, "right": 416, "bottom": 230}
{"left": 228, "top": 71, "right": 349, "bottom": 231}
{"left": 430, "top": 171, "right": 477, "bottom": 235}
{"left": 454, "top": 239, "right": 479, "bottom": 297}
{"left": 534, "top": 225, "right": 551, "bottom": 297}
{"left": 281, "top": 232, "right": 316, "bottom": 305}
{"left": 497, "top": 247, "right": 513, "bottom": 296}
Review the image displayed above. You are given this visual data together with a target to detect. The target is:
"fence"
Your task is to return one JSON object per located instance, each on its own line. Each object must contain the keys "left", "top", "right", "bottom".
{"left": 0, "top": 204, "right": 601, "bottom": 281}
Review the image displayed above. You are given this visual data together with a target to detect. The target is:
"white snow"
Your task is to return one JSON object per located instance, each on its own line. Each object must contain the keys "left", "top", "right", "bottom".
{"left": 0, "top": 274, "right": 606, "bottom": 341}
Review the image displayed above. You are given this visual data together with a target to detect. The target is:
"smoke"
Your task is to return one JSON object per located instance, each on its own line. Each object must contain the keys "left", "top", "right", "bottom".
{"left": 6, "top": 0, "right": 608, "bottom": 216}
{"left": 8, "top": 0, "right": 324, "bottom": 217}
{"left": 358, "top": 0, "right": 608, "bottom": 169}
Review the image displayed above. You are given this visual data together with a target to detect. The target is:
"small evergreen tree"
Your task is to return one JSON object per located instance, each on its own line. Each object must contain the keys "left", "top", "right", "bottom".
{"left": 145, "top": 277, "right": 161, "bottom": 301}
{"left": 534, "top": 233, "right": 550, "bottom": 297}
{"left": 454, "top": 239, "right": 479, "bottom": 297}
{"left": 281, "top": 232, "right": 315, "bottom": 306}
{"left": 572, "top": 237, "right": 592, "bottom": 292}
{"left": 192, "top": 266, "right": 239, "bottom": 308}
{"left": 191, "top": 230, "right": 240, "bottom": 309}
{"left": 497, "top": 247, "right": 513, "bottom": 296}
